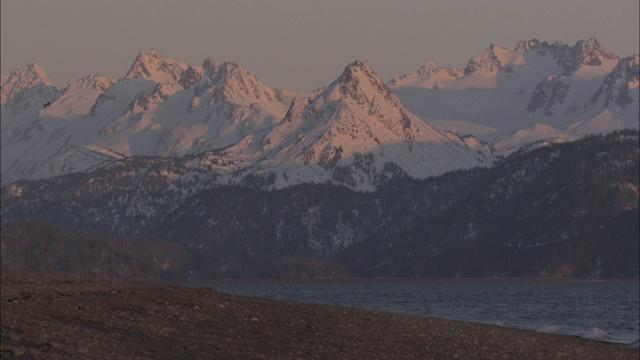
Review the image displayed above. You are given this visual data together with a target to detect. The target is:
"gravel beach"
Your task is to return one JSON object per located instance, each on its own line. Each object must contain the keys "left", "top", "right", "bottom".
{"left": 1, "top": 271, "right": 637, "bottom": 359}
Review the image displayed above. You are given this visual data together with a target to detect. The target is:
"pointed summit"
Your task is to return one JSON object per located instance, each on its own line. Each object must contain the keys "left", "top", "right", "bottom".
{"left": 574, "top": 37, "right": 617, "bottom": 66}
{"left": 125, "top": 49, "right": 189, "bottom": 84}
{"left": 202, "top": 57, "right": 218, "bottom": 71}
{"left": 260, "top": 60, "right": 485, "bottom": 182}
{"left": 551, "top": 37, "right": 619, "bottom": 74}
{"left": 515, "top": 39, "right": 544, "bottom": 51}
{"left": 177, "top": 60, "right": 289, "bottom": 151}
{"left": 464, "top": 44, "right": 511, "bottom": 75}
{"left": 322, "top": 60, "right": 393, "bottom": 103}
{"left": 1, "top": 64, "right": 56, "bottom": 104}
{"left": 190, "top": 61, "right": 283, "bottom": 108}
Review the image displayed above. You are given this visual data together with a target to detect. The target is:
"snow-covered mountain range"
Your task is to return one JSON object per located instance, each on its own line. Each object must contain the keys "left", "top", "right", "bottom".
{"left": 391, "top": 38, "right": 638, "bottom": 143}
{"left": 1, "top": 38, "right": 638, "bottom": 188}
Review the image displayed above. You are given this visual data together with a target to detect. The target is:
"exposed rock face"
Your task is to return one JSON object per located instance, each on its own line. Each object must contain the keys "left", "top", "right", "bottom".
{"left": 589, "top": 55, "right": 640, "bottom": 109}
{"left": 527, "top": 75, "right": 571, "bottom": 116}
{"left": 125, "top": 49, "right": 190, "bottom": 84}
{"left": 464, "top": 44, "right": 508, "bottom": 75}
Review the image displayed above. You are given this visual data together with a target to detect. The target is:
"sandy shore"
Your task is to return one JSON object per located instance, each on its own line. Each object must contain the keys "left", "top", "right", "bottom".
{"left": 1, "top": 271, "right": 637, "bottom": 359}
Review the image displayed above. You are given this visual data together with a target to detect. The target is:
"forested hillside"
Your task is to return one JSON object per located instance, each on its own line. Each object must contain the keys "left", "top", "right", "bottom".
{"left": 2, "top": 130, "right": 638, "bottom": 279}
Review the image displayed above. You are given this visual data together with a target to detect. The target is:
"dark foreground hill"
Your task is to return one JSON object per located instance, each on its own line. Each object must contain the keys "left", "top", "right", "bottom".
{"left": 1, "top": 271, "right": 638, "bottom": 359}
{"left": 2, "top": 130, "right": 638, "bottom": 279}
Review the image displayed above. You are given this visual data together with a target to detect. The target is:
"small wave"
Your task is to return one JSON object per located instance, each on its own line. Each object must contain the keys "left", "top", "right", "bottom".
{"left": 584, "top": 327, "right": 608, "bottom": 340}
{"left": 538, "top": 325, "right": 560, "bottom": 334}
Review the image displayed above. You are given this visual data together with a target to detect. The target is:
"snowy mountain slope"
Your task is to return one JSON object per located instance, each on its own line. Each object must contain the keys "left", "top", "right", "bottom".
{"left": 1, "top": 73, "right": 121, "bottom": 184}
{"left": 492, "top": 124, "right": 577, "bottom": 156}
{"left": 390, "top": 38, "right": 637, "bottom": 149}
{"left": 173, "top": 60, "right": 291, "bottom": 153}
{"left": 2, "top": 39, "right": 635, "bottom": 187}
{"left": 91, "top": 59, "right": 294, "bottom": 159}
{"left": 389, "top": 62, "right": 462, "bottom": 89}
{"left": 1, "top": 64, "right": 58, "bottom": 106}
{"left": 49, "top": 75, "right": 115, "bottom": 119}
{"left": 588, "top": 55, "right": 639, "bottom": 110}
{"left": 125, "top": 49, "right": 190, "bottom": 84}
{"left": 1, "top": 64, "right": 62, "bottom": 183}
{"left": 253, "top": 61, "right": 487, "bottom": 189}
{"left": 1, "top": 56, "right": 490, "bottom": 189}
{"left": 1, "top": 64, "right": 59, "bottom": 141}
{"left": 0, "top": 51, "right": 299, "bottom": 186}
{"left": 565, "top": 55, "right": 640, "bottom": 135}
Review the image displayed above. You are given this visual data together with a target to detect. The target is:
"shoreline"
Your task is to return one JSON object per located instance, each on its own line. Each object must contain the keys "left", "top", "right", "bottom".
{"left": 2, "top": 271, "right": 638, "bottom": 359}
{"left": 184, "top": 276, "right": 640, "bottom": 283}
{"left": 188, "top": 277, "right": 639, "bottom": 349}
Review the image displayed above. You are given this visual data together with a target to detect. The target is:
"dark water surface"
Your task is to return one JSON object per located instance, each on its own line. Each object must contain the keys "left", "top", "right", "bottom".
{"left": 195, "top": 279, "right": 639, "bottom": 348}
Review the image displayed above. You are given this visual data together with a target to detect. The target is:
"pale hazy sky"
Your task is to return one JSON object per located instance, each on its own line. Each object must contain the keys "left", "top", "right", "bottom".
{"left": 2, "top": 0, "right": 638, "bottom": 92}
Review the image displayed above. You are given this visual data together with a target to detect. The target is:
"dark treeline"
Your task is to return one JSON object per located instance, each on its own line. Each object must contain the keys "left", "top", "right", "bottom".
{"left": 0, "top": 220, "right": 188, "bottom": 280}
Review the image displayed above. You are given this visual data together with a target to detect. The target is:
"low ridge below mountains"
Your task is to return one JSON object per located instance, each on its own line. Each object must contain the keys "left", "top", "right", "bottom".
{"left": 3, "top": 131, "right": 637, "bottom": 279}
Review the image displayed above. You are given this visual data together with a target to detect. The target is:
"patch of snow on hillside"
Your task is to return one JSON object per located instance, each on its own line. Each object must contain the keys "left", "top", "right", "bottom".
{"left": 492, "top": 124, "right": 576, "bottom": 156}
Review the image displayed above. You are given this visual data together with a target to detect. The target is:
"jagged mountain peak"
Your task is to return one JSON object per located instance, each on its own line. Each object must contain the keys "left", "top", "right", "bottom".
{"left": 579, "top": 37, "right": 606, "bottom": 51}
{"left": 1, "top": 64, "right": 56, "bottom": 104}
{"left": 419, "top": 61, "right": 441, "bottom": 72}
{"left": 6, "top": 63, "right": 52, "bottom": 83}
{"left": 546, "top": 37, "right": 619, "bottom": 74}
{"left": 202, "top": 57, "right": 218, "bottom": 71}
{"left": 125, "top": 49, "right": 189, "bottom": 84}
{"left": 346, "top": 60, "right": 372, "bottom": 70}
{"left": 322, "top": 60, "right": 393, "bottom": 102}
{"left": 63, "top": 75, "right": 114, "bottom": 93}
{"left": 411, "top": 62, "right": 452, "bottom": 78}
{"left": 214, "top": 62, "right": 251, "bottom": 80}
{"left": 464, "top": 44, "right": 511, "bottom": 75}
{"left": 1, "top": 40, "right": 634, "bottom": 189}
{"left": 574, "top": 37, "right": 617, "bottom": 65}
{"left": 515, "top": 38, "right": 544, "bottom": 51}
{"left": 197, "top": 61, "right": 258, "bottom": 87}
{"left": 462, "top": 38, "right": 617, "bottom": 76}
{"left": 308, "top": 61, "right": 395, "bottom": 105}
{"left": 190, "top": 60, "right": 284, "bottom": 107}
{"left": 587, "top": 54, "right": 640, "bottom": 110}
{"left": 130, "top": 48, "right": 165, "bottom": 64}
{"left": 340, "top": 60, "right": 379, "bottom": 80}
{"left": 260, "top": 60, "right": 486, "bottom": 181}
{"left": 389, "top": 61, "right": 462, "bottom": 86}
{"left": 178, "top": 65, "right": 204, "bottom": 89}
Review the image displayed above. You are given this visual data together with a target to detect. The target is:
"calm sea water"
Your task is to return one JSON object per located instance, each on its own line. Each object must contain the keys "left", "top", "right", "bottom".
{"left": 201, "top": 280, "right": 639, "bottom": 348}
